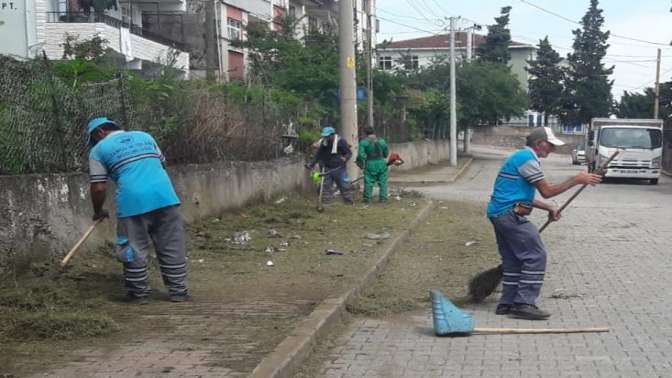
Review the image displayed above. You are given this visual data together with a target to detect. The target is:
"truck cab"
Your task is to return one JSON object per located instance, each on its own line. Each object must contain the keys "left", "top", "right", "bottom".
{"left": 586, "top": 118, "right": 663, "bottom": 185}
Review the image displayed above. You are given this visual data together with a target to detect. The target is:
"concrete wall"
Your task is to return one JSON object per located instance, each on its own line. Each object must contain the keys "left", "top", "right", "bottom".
{"left": 0, "top": 157, "right": 306, "bottom": 272}
{"left": 387, "top": 139, "right": 450, "bottom": 171}
{"left": 0, "top": 139, "right": 449, "bottom": 272}
{"left": 472, "top": 126, "right": 585, "bottom": 154}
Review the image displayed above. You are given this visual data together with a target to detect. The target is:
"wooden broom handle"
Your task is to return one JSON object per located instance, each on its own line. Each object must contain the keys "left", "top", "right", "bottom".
{"left": 538, "top": 150, "right": 620, "bottom": 233}
{"left": 60, "top": 219, "right": 103, "bottom": 267}
{"left": 473, "top": 327, "right": 609, "bottom": 335}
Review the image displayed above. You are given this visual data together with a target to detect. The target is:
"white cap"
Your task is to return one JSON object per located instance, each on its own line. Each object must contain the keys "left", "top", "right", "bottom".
{"left": 527, "top": 127, "right": 565, "bottom": 146}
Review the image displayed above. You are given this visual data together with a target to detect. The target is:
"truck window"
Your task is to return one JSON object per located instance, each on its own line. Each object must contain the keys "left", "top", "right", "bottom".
{"left": 599, "top": 128, "right": 662, "bottom": 149}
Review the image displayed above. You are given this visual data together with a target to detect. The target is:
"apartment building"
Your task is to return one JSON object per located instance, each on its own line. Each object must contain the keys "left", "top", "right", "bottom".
{"left": 1, "top": 0, "right": 190, "bottom": 73}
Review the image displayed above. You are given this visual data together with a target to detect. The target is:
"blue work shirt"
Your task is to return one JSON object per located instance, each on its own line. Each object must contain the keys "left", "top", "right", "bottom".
{"left": 89, "top": 130, "right": 180, "bottom": 218}
{"left": 487, "top": 147, "right": 545, "bottom": 218}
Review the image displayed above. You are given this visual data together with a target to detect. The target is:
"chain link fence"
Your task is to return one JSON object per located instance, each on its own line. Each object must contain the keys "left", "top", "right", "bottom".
{"left": 0, "top": 55, "right": 291, "bottom": 175}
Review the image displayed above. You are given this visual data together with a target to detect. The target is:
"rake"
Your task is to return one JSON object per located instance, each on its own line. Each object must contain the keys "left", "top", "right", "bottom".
{"left": 431, "top": 289, "right": 609, "bottom": 336}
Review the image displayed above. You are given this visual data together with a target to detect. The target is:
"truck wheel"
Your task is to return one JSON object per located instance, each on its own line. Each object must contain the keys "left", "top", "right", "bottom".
{"left": 650, "top": 178, "right": 659, "bottom": 185}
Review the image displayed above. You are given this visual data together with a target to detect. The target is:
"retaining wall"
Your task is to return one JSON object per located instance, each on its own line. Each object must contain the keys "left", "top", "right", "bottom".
{"left": 0, "top": 140, "right": 451, "bottom": 272}
{"left": 472, "top": 126, "right": 584, "bottom": 154}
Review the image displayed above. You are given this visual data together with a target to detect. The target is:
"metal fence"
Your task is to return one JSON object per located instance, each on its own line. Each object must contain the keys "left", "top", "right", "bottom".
{"left": 0, "top": 55, "right": 290, "bottom": 175}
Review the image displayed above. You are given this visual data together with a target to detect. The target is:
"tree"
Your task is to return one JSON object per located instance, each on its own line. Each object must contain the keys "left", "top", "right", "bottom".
{"left": 410, "top": 60, "right": 527, "bottom": 127}
{"left": 562, "top": 0, "right": 614, "bottom": 125}
{"left": 477, "top": 6, "right": 512, "bottom": 64}
{"left": 617, "top": 83, "right": 672, "bottom": 119}
{"left": 457, "top": 61, "right": 528, "bottom": 126}
{"left": 239, "top": 16, "right": 340, "bottom": 116}
{"left": 526, "top": 37, "right": 564, "bottom": 125}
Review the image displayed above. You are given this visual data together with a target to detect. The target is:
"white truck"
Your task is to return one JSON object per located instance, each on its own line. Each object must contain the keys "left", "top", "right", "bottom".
{"left": 586, "top": 118, "right": 663, "bottom": 185}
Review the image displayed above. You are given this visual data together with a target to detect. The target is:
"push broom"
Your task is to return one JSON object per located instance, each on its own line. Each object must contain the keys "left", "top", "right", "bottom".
{"left": 467, "top": 150, "right": 620, "bottom": 303}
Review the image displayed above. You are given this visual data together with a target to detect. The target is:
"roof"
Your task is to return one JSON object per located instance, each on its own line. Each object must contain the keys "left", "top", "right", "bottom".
{"left": 377, "top": 32, "right": 534, "bottom": 51}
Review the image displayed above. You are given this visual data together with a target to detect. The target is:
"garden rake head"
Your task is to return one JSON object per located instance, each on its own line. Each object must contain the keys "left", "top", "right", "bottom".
{"left": 430, "top": 289, "right": 610, "bottom": 336}
{"left": 430, "top": 289, "right": 475, "bottom": 336}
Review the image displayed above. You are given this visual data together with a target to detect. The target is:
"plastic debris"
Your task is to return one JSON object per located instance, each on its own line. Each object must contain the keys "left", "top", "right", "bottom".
{"left": 232, "top": 231, "right": 251, "bottom": 245}
{"left": 465, "top": 241, "right": 478, "bottom": 247}
{"left": 279, "top": 241, "right": 289, "bottom": 247}
{"left": 274, "top": 197, "right": 287, "bottom": 205}
{"left": 408, "top": 201, "right": 417, "bottom": 207}
{"left": 366, "top": 232, "right": 391, "bottom": 240}
{"left": 197, "top": 259, "right": 205, "bottom": 263}
{"left": 290, "top": 235, "right": 302, "bottom": 240}
{"left": 266, "top": 260, "right": 274, "bottom": 267}
{"left": 395, "top": 196, "right": 402, "bottom": 201}
{"left": 268, "top": 229, "right": 282, "bottom": 238}
{"left": 211, "top": 218, "right": 221, "bottom": 223}
{"left": 264, "top": 246, "right": 275, "bottom": 253}
{"left": 325, "top": 249, "right": 345, "bottom": 256}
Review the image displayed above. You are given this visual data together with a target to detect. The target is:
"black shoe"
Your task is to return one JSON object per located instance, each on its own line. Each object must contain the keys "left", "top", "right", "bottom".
{"left": 495, "top": 304, "right": 511, "bottom": 315}
{"left": 169, "top": 294, "right": 192, "bottom": 303}
{"left": 123, "top": 294, "right": 150, "bottom": 305}
{"left": 510, "top": 304, "right": 551, "bottom": 320}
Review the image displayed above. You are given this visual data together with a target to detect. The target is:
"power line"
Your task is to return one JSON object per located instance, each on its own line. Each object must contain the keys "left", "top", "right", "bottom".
{"left": 376, "top": 15, "right": 446, "bottom": 36}
{"left": 376, "top": 8, "right": 441, "bottom": 23}
{"left": 518, "top": 0, "right": 672, "bottom": 48}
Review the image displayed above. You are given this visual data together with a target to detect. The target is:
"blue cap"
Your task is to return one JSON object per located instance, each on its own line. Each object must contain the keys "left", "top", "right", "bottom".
{"left": 86, "top": 117, "right": 119, "bottom": 146}
{"left": 321, "top": 126, "right": 336, "bottom": 137}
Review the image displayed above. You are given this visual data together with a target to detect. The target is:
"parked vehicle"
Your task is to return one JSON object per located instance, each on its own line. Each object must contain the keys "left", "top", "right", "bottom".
{"left": 586, "top": 118, "right": 663, "bottom": 185}
{"left": 571, "top": 142, "right": 586, "bottom": 165}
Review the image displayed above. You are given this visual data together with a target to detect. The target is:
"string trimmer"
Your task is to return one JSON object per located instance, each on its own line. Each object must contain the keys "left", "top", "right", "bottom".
{"left": 467, "top": 150, "right": 620, "bottom": 302}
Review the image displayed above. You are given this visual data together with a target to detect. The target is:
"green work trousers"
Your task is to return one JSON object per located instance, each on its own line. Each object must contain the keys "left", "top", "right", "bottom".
{"left": 363, "top": 159, "right": 388, "bottom": 203}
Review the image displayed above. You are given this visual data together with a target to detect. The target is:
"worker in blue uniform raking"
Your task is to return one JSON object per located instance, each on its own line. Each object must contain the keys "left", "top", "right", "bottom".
{"left": 86, "top": 116, "right": 190, "bottom": 305}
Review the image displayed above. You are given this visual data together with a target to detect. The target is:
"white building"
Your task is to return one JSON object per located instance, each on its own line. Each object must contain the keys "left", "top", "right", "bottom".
{"left": 1, "top": 0, "right": 189, "bottom": 74}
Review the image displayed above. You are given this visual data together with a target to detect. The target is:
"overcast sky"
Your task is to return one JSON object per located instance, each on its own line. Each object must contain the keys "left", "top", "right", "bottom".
{"left": 376, "top": 0, "right": 672, "bottom": 100}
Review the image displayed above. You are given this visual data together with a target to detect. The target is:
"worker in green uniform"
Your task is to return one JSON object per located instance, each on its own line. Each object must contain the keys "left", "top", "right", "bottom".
{"left": 356, "top": 126, "right": 389, "bottom": 203}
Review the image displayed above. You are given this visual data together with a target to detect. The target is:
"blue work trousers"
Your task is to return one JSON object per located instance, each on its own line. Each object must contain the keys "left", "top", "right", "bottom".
{"left": 490, "top": 210, "right": 547, "bottom": 305}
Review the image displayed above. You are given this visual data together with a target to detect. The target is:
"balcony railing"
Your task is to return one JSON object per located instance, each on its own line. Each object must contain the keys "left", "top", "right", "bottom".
{"left": 45, "top": 12, "right": 187, "bottom": 52}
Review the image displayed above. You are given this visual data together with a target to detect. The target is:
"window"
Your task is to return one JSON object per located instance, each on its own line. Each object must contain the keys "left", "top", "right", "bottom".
{"left": 227, "top": 18, "right": 242, "bottom": 41}
{"left": 402, "top": 55, "right": 419, "bottom": 70}
{"left": 308, "top": 16, "right": 318, "bottom": 32}
{"left": 121, "top": 5, "right": 130, "bottom": 25}
{"left": 379, "top": 56, "right": 392, "bottom": 70}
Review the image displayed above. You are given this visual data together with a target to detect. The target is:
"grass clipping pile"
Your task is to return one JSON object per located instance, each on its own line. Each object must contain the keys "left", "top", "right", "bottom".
{"left": 348, "top": 201, "right": 500, "bottom": 317}
{"left": 0, "top": 251, "right": 122, "bottom": 341}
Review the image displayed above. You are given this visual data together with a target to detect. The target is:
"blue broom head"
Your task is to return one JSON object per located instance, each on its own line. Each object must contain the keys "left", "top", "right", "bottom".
{"left": 430, "top": 289, "right": 475, "bottom": 336}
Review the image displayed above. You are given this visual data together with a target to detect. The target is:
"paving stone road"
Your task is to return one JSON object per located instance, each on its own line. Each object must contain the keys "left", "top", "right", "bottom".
{"left": 318, "top": 146, "right": 672, "bottom": 378}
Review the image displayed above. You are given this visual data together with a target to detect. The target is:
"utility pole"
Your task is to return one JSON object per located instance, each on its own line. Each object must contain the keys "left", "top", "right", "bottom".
{"left": 204, "top": 0, "right": 217, "bottom": 81}
{"left": 449, "top": 17, "right": 457, "bottom": 167}
{"left": 464, "top": 26, "right": 473, "bottom": 154}
{"left": 654, "top": 48, "right": 661, "bottom": 119}
{"left": 366, "top": 1, "right": 374, "bottom": 130}
{"left": 339, "top": 0, "right": 358, "bottom": 178}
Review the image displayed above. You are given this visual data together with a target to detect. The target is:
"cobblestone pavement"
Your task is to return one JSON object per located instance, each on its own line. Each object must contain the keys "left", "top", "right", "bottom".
{"left": 29, "top": 299, "right": 313, "bottom": 378}
{"left": 318, "top": 147, "right": 672, "bottom": 378}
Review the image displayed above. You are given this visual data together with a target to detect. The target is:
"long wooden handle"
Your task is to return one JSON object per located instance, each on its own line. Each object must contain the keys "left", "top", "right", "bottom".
{"left": 473, "top": 327, "right": 609, "bottom": 335}
{"left": 538, "top": 150, "right": 620, "bottom": 233}
{"left": 60, "top": 219, "right": 103, "bottom": 267}
{"left": 317, "top": 169, "right": 325, "bottom": 210}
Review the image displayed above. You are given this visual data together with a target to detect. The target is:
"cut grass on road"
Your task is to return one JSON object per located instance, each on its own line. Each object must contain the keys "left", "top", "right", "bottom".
{"left": 1, "top": 192, "right": 426, "bottom": 377}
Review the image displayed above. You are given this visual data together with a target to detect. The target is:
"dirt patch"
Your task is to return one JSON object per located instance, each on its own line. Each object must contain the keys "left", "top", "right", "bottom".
{"left": 1, "top": 192, "right": 426, "bottom": 377}
{"left": 347, "top": 200, "right": 499, "bottom": 316}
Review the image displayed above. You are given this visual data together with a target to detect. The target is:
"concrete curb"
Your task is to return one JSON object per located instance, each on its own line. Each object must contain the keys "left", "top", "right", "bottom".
{"left": 662, "top": 170, "right": 671, "bottom": 177}
{"left": 249, "top": 201, "right": 434, "bottom": 378}
{"left": 389, "top": 157, "right": 474, "bottom": 186}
